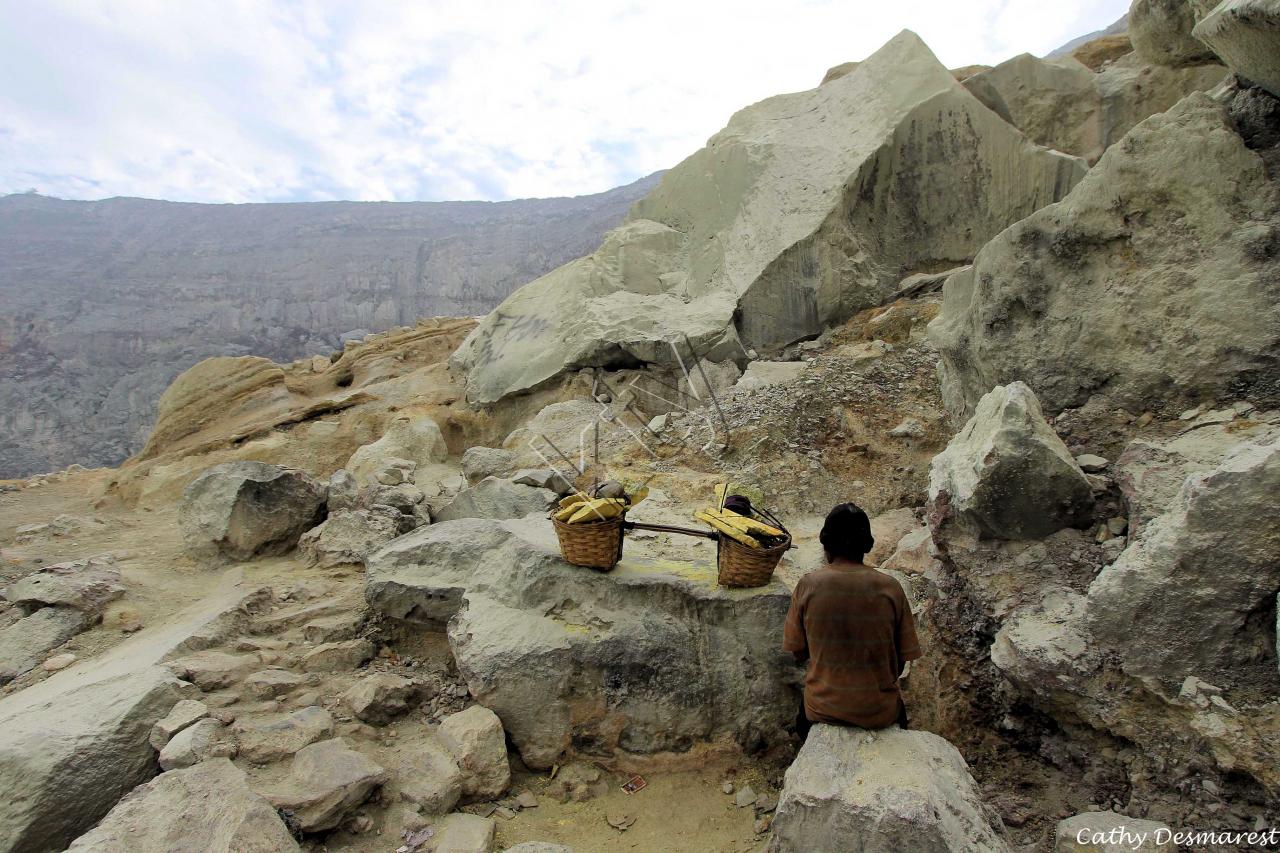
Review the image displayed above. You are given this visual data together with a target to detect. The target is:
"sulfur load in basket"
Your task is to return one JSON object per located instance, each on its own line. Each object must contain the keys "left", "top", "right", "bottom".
{"left": 550, "top": 483, "right": 647, "bottom": 571}
{"left": 695, "top": 486, "right": 791, "bottom": 587}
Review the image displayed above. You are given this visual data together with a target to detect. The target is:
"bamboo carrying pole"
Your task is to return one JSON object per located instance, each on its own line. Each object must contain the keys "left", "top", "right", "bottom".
{"left": 623, "top": 521, "right": 717, "bottom": 540}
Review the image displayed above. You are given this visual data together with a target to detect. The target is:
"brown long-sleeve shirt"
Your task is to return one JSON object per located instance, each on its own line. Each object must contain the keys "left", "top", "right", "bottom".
{"left": 783, "top": 563, "right": 921, "bottom": 729}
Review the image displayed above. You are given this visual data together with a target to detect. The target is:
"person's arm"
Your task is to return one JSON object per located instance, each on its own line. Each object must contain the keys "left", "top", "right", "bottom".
{"left": 896, "top": 592, "right": 922, "bottom": 678}
{"left": 782, "top": 582, "right": 809, "bottom": 664}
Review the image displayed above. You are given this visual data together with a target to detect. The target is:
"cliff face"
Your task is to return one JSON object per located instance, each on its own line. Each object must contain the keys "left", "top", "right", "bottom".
{"left": 0, "top": 173, "right": 661, "bottom": 477}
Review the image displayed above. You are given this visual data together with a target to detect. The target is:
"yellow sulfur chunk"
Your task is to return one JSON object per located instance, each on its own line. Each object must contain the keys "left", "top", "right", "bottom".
{"left": 567, "top": 497, "right": 627, "bottom": 524}
{"left": 694, "top": 510, "right": 762, "bottom": 549}
{"left": 706, "top": 509, "right": 784, "bottom": 538}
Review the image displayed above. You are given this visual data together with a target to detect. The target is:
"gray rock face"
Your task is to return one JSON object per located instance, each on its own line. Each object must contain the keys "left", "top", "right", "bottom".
{"left": 0, "top": 665, "right": 189, "bottom": 853}
{"left": 768, "top": 724, "right": 1008, "bottom": 853}
{"left": 451, "top": 31, "right": 1085, "bottom": 404}
{"left": 1130, "top": 0, "right": 1218, "bottom": 66}
{"left": 929, "top": 383, "right": 1093, "bottom": 540}
{"left": 264, "top": 737, "right": 387, "bottom": 833}
{"left": 434, "top": 477, "right": 556, "bottom": 522}
{"left": 180, "top": 462, "right": 327, "bottom": 563}
{"left": 931, "top": 93, "right": 1280, "bottom": 419}
{"left": 0, "top": 175, "right": 661, "bottom": 477}
{"left": 65, "top": 758, "right": 299, "bottom": 853}
{"left": 4, "top": 555, "right": 125, "bottom": 615}
{"left": 365, "top": 518, "right": 798, "bottom": 769}
{"left": 0, "top": 606, "right": 90, "bottom": 685}
{"left": 1087, "top": 437, "right": 1280, "bottom": 684}
{"left": 1193, "top": 0, "right": 1280, "bottom": 96}
{"left": 298, "top": 506, "right": 406, "bottom": 567}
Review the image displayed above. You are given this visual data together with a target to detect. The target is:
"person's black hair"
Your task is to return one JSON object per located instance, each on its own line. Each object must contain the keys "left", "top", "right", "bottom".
{"left": 820, "top": 502, "right": 874, "bottom": 562}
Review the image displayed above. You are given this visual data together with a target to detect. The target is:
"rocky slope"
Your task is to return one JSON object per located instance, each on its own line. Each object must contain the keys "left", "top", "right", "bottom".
{"left": 0, "top": 173, "right": 661, "bottom": 478}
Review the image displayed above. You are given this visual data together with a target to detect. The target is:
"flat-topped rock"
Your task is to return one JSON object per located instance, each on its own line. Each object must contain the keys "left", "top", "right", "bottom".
{"left": 366, "top": 517, "right": 798, "bottom": 769}
{"left": 769, "top": 725, "right": 1008, "bottom": 852}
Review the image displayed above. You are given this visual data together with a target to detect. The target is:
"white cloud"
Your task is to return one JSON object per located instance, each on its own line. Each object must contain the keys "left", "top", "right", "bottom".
{"left": 0, "top": 0, "right": 1130, "bottom": 203}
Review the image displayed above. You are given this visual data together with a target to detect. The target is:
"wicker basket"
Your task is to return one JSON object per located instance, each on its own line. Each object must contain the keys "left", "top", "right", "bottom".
{"left": 551, "top": 512, "right": 627, "bottom": 570}
{"left": 717, "top": 534, "right": 791, "bottom": 588}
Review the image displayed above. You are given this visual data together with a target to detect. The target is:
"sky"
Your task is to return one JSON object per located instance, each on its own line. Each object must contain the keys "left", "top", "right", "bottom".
{"left": 0, "top": 0, "right": 1130, "bottom": 204}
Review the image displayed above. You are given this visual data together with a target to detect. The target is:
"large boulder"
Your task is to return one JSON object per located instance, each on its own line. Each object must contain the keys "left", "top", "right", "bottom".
{"left": 931, "top": 93, "right": 1280, "bottom": 419}
{"left": 963, "top": 54, "right": 1103, "bottom": 159}
{"left": 1130, "top": 0, "right": 1219, "bottom": 66}
{"left": 346, "top": 415, "right": 448, "bottom": 485}
{"left": 1193, "top": 0, "right": 1280, "bottom": 96}
{"left": 928, "top": 383, "right": 1093, "bottom": 540}
{"left": 180, "top": 461, "right": 327, "bottom": 562}
{"left": 0, "top": 666, "right": 189, "bottom": 853}
{"left": 450, "top": 30, "right": 1085, "bottom": 404}
{"left": 963, "top": 51, "right": 1226, "bottom": 163}
{"left": 365, "top": 518, "right": 798, "bottom": 769}
{"left": 768, "top": 725, "right": 1008, "bottom": 853}
{"left": 4, "top": 554, "right": 125, "bottom": 615}
{"left": 434, "top": 477, "right": 556, "bottom": 522}
{"left": 1086, "top": 437, "right": 1280, "bottom": 685}
{"left": 65, "top": 759, "right": 299, "bottom": 853}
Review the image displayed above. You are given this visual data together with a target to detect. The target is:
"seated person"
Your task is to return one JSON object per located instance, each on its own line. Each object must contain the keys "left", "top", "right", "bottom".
{"left": 783, "top": 502, "right": 921, "bottom": 739}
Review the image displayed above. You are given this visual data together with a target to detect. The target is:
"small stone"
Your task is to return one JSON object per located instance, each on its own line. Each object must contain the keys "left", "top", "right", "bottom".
{"left": 1209, "top": 695, "right": 1238, "bottom": 715}
{"left": 302, "top": 639, "right": 375, "bottom": 673}
{"left": 159, "top": 718, "right": 225, "bottom": 771}
{"left": 606, "top": 812, "right": 636, "bottom": 831}
{"left": 42, "top": 653, "right": 76, "bottom": 672}
{"left": 889, "top": 418, "right": 924, "bottom": 439}
{"left": 516, "top": 791, "right": 539, "bottom": 809}
{"left": 495, "top": 806, "right": 517, "bottom": 820}
{"left": 722, "top": 781, "right": 734, "bottom": 794}
{"left": 150, "top": 699, "right": 211, "bottom": 750}
{"left": 754, "top": 816, "right": 772, "bottom": 834}
{"left": 756, "top": 792, "right": 778, "bottom": 812}
{"left": 734, "top": 785, "right": 757, "bottom": 808}
{"left": 243, "top": 669, "right": 308, "bottom": 699}
{"left": 1074, "top": 454, "right": 1109, "bottom": 472}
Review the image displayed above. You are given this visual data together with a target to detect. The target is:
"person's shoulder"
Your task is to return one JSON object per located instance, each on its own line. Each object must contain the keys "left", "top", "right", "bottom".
{"left": 795, "top": 566, "right": 835, "bottom": 590}
{"left": 869, "top": 567, "right": 910, "bottom": 597}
